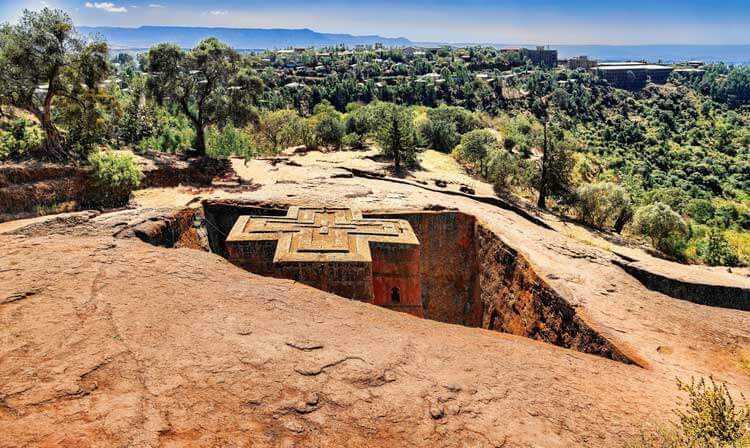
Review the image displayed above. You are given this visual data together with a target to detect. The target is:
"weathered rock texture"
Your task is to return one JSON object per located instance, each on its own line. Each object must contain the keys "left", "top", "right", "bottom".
{"left": 0, "top": 163, "right": 92, "bottom": 222}
{"left": 613, "top": 258, "right": 750, "bottom": 311}
{"left": 477, "top": 225, "right": 635, "bottom": 364}
{"left": 368, "top": 211, "right": 482, "bottom": 326}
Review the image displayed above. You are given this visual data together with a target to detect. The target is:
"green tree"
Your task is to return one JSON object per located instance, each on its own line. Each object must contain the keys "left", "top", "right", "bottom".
{"left": 374, "top": 103, "right": 417, "bottom": 171}
{"left": 315, "top": 113, "right": 344, "bottom": 150}
{"left": 632, "top": 202, "right": 688, "bottom": 251}
{"left": 146, "top": 38, "right": 262, "bottom": 156}
{"left": 455, "top": 128, "right": 496, "bottom": 176}
{"left": 420, "top": 117, "right": 459, "bottom": 152}
{"left": 699, "top": 229, "right": 739, "bottom": 267}
{"left": 206, "top": 123, "right": 252, "bottom": 159}
{"left": 0, "top": 8, "right": 111, "bottom": 160}
{"left": 574, "top": 182, "right": 632, "bottom": 230}
{"left": 687, "top": 199, "right": 716, "bottom": 225}
{"left": 256, "top": 109, "right": 303, "bottom": 152}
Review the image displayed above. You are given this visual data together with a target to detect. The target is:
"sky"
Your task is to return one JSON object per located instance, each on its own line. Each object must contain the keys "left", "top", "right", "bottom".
{"left": 1, "top": 0, "right": 749, "bottom": 45}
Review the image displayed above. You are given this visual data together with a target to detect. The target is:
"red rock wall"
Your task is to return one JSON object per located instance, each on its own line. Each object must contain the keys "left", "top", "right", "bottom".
{"left": 366, "top": 212, "right": 482, "bottom": 326}
{"left": 371, "top": 243, "right": 422, "bottom": 317}
{"left": 475, "top": 224, "right": 634, "bottom": 364}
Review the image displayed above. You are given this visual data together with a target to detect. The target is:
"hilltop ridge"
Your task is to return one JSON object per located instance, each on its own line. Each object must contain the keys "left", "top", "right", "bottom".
{"left": 78, "top": 25, "right": 412, "bottom": 49}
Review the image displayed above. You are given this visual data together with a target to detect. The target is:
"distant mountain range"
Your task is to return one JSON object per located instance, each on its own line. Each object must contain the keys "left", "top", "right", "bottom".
{"left": 78, "top": 26, "right": 412, "bottom": 50}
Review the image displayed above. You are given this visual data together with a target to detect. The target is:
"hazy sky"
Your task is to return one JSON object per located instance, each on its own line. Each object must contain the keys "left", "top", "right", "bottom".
{"left": 2, "top": 0, "right": 749, "bottom": 45}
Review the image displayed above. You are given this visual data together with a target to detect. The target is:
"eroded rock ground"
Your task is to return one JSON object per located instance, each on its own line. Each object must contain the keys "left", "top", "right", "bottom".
{"left": 1, "top": 149, "right": 749, "bottom": 447}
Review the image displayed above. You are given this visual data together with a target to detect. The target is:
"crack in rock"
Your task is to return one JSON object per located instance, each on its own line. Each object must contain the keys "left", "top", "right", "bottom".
{"left": 286, "top": 340, "right": 324, "bottom": 351}
{"left": 1, "top": 290, "right": 37, "bottom": 305}
{"left": 294, "top": 356, "right": 367, "bottom": 376}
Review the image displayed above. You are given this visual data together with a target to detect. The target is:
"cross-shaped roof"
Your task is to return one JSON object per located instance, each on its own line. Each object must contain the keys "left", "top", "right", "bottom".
{"left": 226, "top": 207, "right": 419, "bottom": 263}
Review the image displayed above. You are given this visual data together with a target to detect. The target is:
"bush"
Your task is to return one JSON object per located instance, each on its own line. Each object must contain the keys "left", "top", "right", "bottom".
{"left": 342, "top": 132, "right": 363, "bottom": 149}
{"left": 314, "top": 113, "right": 344, "bottom": 150}
{"left": 627, "top": 377, "right": 750, "bottom": 448}
{"left": 136, "top": 113, "right": 194, "bottom": 154}
{"left": 486, "top": 148, "right": 529, "bottom": 191}
{"left": 0, "top": 119, "right": 44, "bottom": 160}
{"left": 644, "top": 187, "right": 692, "bottom": 214}
{"left": 698, "top": 229, "right": 740, "bottom": 267}
{"left": 574, "top": 182, "right": 632, "bottom": 230}
{"left": 633, "top": 202, "right": 688, "bottom": 253}
{"left": 86, "top": 151, "right": 144, "bottom": 207}
{"left": 206, "top": 124, "right": 252, "bottom": 159}
{"left": 420, "top": 118, "right": 459, "bottom": 152}
{"left": 687, "top": 199, "right": 716, "bottom": 225}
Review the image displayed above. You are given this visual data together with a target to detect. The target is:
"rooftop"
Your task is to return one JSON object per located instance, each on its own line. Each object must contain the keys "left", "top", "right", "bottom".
{"left": 226, "top": 207, "right": 419, "bottom": 263}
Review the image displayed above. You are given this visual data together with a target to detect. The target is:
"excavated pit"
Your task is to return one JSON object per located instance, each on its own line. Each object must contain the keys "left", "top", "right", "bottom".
{"left": 193, "top": 201, "right": 636, "bottom": 365}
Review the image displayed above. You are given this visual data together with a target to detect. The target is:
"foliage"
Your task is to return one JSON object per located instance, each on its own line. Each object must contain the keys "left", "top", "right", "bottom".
{"left": 697, "top": 229, "right": 740, "bottom": 267}
{"left": 420, "top": 105, "right": 480, "bottom": 152}
{"left": 485, "top": 148, "right": 532, "bottom": 191}
{"left": 626, "top": 377, "right": 750, "bottom": 448}
{"left": 255, "top": 109, "right": 304, "bottom": 153}
{"left": 86, "top": 151, "right": 143, "bottom": 207}
{"left": 344, "top": 106, "right": 371, "bottom": 148}
{"left": 372, "top": 103, "right": 417, "bottom": 171}
{"left": 687, "top": 199, "right": 716, "bottom": 225}
{"left": 420, "top": 117, "right": 459, "bottom": 152}
{"left": 574, "top": 182, "right": 632, "bottom": 230}
{"left": 0, "top": 119, "right": 44, "bottom": 160}
{"left": 137, "top": 111, "right": 195, "bottom": 154}
{"left": 0, "top": 8, "right": 111, "bottom": 160}
{"left": 454, "top": 129, "right": 497, "bottom": 175}
{"left": 632, "top": 202, "right": 689, "bottom": 253}
{"left": 314, "top": 112, "right": 344, "bottom": 150}
{"left": 206, "top": 123, "right": 252, "bottom": 159}
{"left": 145, "top": 38, "right": 262, "bottom": 155}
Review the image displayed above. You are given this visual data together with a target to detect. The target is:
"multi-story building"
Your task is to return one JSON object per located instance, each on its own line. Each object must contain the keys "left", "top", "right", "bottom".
{"left": 593, "top": 63, "right": 674, "bottom": 89}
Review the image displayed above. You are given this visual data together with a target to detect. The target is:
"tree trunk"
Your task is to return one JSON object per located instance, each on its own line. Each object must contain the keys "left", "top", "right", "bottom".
{"left": 537, "top": 121, "right": 549, "bottom": 210}
{"left": 40, "top": 114, "right": 68, "bottom": 162}
{"left": 194, "top": 124, "right": 207, "bottom": 157}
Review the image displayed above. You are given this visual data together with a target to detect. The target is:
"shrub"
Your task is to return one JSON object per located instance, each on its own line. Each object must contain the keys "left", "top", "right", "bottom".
{"left": 136, "top": 113, "right": 194, "bottom": 154}
{"left": 86, "top": 151, "right": 144, "bottom": 208}
{"left": 644, "top": 187, "right": 692, "bottom": 214}
{"left": 0, "top": 119, "right": 44, "bottom": 160}
{"left": 698, "top": 228, "right": 740, "bottom": 267}
{"left": 574, "top": 182, "right": 632, "bottom": 230}
{"left": 314, "top": 113, "right": 344, "bottom": 150}
{"left": 486, "top": 148, "right": 527, "bottom": 191}
{"left": 626, "top": 377, "right": 750, "bottom": 448}
{"left": 342, "top": 132, "right": 363, "bottom": 149}
{"left": 633, "top": 202, "right": 688, "bottom": 252}
{"left": 675, "top": 377, "right": 750, "bottom": 446}
{"left": 687, "top": 199, "right": 716, "bottom": 225}
{"left": 206, "top": 124, "right": 252, "bottom": 159}
{"left": 419, "top": 118, "right": 459, "bottom": 152}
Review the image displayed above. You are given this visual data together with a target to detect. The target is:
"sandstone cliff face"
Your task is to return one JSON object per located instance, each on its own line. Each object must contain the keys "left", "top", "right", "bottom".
{"left": 475, "top": 224, "right": 634, "bottom": 364}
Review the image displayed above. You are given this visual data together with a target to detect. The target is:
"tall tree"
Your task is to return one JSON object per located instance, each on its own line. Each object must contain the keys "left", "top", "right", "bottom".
{"left": 146, "top": 38, "right": 262, "bottom": 156}
{"left": 0, "top": 8, "right": 110, "bottom": 161}
{"left": 373, "top": 103, "right": 417, "bottom": 172}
